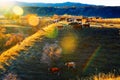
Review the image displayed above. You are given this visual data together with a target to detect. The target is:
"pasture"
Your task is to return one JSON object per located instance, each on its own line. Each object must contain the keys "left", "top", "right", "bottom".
{"left": 0, "top": 25, "right": 119, "bottom": 80}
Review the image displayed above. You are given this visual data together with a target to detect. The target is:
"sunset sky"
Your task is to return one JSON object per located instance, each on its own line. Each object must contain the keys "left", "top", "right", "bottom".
{"left": 0, "top": 0, "right": 120, "bottom": 6}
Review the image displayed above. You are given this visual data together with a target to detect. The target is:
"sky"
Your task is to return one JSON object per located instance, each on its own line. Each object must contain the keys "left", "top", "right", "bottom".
{"left": 0, "top": 0, "right": 120, "bottom": 6}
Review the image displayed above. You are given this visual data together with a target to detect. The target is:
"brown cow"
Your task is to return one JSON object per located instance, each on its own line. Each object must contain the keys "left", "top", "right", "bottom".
{"left": 49, "top": 67, "right": 60, "bottom": 76}
{"left": 83, "top": 23, "right": 90, "bottom": 28}
{"left": 57, "top": 26, "right": 63, "bottom": 29}
{"left": 69, "top": 22, "right": 82, "bottom": 29}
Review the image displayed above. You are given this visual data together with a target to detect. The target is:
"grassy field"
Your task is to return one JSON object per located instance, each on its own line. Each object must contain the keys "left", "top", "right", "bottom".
{"left": 0, "top": 22, "right": 120, "bottom": 80}
{"left": 0, "top": 19, "right": 120, "bottom": 80}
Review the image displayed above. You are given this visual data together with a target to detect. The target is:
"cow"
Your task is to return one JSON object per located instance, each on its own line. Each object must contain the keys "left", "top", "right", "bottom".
{"left": 69, "top": 22, "right": 82, "bottom": 29}
{"left": 57, "top": 26, "right": 63, "bottom": 29}
{"left": 82, "top": 23, "right": 90, "bottom": 28}
{"left": 65, "top": 62, "right": 76, "bottom": 69}
{"left": 48, "top": 67, "right": 60, "bottom": 76}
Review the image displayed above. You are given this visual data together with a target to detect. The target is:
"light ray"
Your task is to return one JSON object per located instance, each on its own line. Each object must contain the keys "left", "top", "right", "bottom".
{"left": 83, "top": 46, "right": 101, "bottom": 72}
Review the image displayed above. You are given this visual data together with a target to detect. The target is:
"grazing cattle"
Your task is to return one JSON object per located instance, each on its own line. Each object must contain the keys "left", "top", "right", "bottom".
{"left": 73, "top": 24, "right": 82, "bottom": 29}
{"left": 57, "top": 26, "right": 63, "bottom": 29}
{"left": 69, "top": 22, "right": 82, "bottom": 29}
{"left": 53, "top": 19, "right": 59, "bottom": 23}
{"left": 67, "top": 18, "right": 74, "bottom": 22}
{"left": 65, "top": 62, "right": 76, "bottom": 69}
{"left": 49, "top": 67, "right": 60, "bottom": 75}
{"left": 83, "top": 23, "right": 90, "bottom": 28}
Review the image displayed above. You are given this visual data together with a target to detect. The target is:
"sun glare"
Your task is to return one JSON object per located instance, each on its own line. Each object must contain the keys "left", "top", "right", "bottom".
{"left": 13, "top": 6, "right": 24, "bottom": 16}
{"left": 27, "top": 15, "right": 40, "bottom": 26}
{"left": 61, "top": 33, "right": 78, "bottom": 54}
{"left": 0, "top": 1, "right": 15, "bottom": 8}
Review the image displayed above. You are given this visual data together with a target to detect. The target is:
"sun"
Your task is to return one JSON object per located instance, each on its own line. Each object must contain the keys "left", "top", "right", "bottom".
{"left": 13, "top": 6, "right": 24, "bottom": 16}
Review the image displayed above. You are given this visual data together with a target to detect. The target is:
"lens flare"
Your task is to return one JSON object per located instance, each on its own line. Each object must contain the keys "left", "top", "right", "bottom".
{"left": 0, "top": 1, "right": 15, "bottom": 8}
{"left": 27, "top": 15, "right": 39, "bottom": 26}
{"left": 13, "top": 6, "right": 24, "bottom": 16}
{"left": 83, "top": 46, "right": 101, "bottom": 72}
{"left": 60, "top": 33, "right": 78, "bottom": 54}
{"left": 46, "top": 27, "right": 58, "bottom": 38}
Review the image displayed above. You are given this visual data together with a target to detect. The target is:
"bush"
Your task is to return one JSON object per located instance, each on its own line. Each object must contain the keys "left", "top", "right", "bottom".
{"left": 2, "top": 72, "right": 20, "bottom": 80}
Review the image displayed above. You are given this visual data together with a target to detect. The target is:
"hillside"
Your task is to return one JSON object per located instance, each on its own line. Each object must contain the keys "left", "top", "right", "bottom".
{"left": 0, "top": 23, "right": 58, "bottom": 70}
{"left": 15, "top": 2, "right": 92, "bottom": 7}
{"left": 0, "top": 21, "right": 120, "bottom": 79}
{"left": 23, "top": 6, "right": 120, "bottom": 18}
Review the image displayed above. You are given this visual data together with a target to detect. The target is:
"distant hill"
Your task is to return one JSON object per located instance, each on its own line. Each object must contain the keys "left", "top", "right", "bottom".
{"left": 23, "top": 6, "right": 120, "bottom": 18}
{"left": 16, "top": 2, "right": 94, "bottom": 7}
{"left": 1, "top": 1, "right": 120, "bottom": 18}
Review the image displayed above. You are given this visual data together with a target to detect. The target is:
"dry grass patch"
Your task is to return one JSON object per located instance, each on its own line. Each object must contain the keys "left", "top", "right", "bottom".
{"left": 93, "top": 73, "right": 120, "bottom": 80}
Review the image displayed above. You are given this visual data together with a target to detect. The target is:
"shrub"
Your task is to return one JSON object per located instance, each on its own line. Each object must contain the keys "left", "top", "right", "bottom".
{"left": 2, "top": 72, "right": 20, "bottom": 80}
{"left": 5, "top": 33, "right": 24, "bottom": 47}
